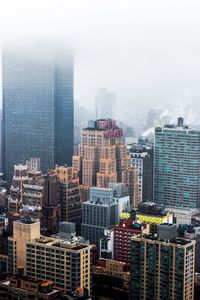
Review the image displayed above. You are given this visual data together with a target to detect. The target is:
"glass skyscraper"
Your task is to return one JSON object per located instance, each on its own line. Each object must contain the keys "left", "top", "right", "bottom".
{"left": 154, "top": 117, "right": 200, "bottom": 209}
{"left": 2, "top": 44, "right": 74, "bottom": 182}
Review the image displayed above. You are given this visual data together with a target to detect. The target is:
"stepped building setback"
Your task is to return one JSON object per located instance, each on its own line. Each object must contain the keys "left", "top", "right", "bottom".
{"left": 73, "top": 119, "right": 128, "bottom": 188}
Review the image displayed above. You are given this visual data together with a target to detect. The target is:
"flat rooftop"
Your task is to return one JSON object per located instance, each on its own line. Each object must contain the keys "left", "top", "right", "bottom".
{"left": 132, "top": 233, "right": 193, "bottom": 246}
{"left": 33, "top": 236, "right": 91, "bottom": 250}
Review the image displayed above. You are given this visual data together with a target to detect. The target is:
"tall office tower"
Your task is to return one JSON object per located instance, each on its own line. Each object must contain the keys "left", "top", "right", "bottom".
{"left": 128, "top": 138, "right": 153, "bottom": 203}
{"left": 131, "top": 223, "right": 196, "bottom": 300}
{"left": 41, "top": 170, "right": 60, "bottom": 233}
{"left": 55, "top": 165, "right": 82, "bottom": 234}
{"left": 81, "top": 187, "right": 118, "bottom": 251}
{"left": 8, "top": 219, "right": 40, "bottom": 274}
{"left": 26, "top": 231, "right": 92, "bottom": 293}
{"left": 95, "top": 88, "right": 116, "bottom": 119}
{"left": 73, "top": 119, "right": 127, "bottom": 188}
{"left": 2, "top": 44, "right": 74, "bottom": 182}
{"left": 154, "top": 117, "right": 200, "bottom": 210}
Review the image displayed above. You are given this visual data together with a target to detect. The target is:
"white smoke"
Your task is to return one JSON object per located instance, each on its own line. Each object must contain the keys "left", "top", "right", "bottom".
{"left": 142, "top": 89, "right": 200, "bottom": 137}
{"left": 161, "top": 89, "right": 200, "bottom": 126}
{"left": 142, "top": 127, "right": 154, "bottom": 138}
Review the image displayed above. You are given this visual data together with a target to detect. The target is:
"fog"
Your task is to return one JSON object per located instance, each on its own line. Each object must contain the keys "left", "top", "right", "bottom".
{"left": 1, "top": 0, "right": 200, "bottom": 126}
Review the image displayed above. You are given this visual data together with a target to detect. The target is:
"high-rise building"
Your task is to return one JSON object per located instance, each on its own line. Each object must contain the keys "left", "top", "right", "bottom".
{"left": 26, "top": 233, "right": 92, "bottom": 293}
{"left": 73, "top": 119, "right": 128, "bottom": 188}
{"left": 95, "top": 88, "right": 116, "bottom": 119}
{"left": 122, "top": 167, "right": 140, "bottom": 208}
{"left": 8, "top": 219, "right": 92, "bottom": 294}
{"left": 131, "top": 223, "right": 196, "bottom": 300}
{"left": 55, "top": 165, "right": 82, "bottom": 234}
{"left": 128, "top": 138, "right": 153, "bottom": 203}
{"left": 8, "top": 219, "right": 40, "bottom": 274}
{"left": 2, "top": 45, "right": 74, "bottom": 182}
{"left": 183, "top": 225, "right": 200, "bottom": 273}
{"left": 41, "top": 170, "right": 60, "bottom": 234}
{"left": 114, "top": 219, "right": 149, "bottom": 265}
{"left": 154, "top": 117, "right": 200, "bottom": 210}
{"left": 8, "top": 164, "right": 29, "bottom": 214}
{"left": 81, "top": 187, "right": 118, "bottom": 251}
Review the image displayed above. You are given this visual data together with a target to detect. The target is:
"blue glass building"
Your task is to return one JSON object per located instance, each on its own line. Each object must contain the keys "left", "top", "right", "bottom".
{"left": 2, "top": 45, "right": 74, "bottom": 182}
{"left": 154, "top": 117, "right": 200, "bottom": 209}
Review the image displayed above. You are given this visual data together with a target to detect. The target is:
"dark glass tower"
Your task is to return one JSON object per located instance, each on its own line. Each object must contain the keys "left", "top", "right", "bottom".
{"left": 2, "top": 45, "right": 74, "bottom": 182}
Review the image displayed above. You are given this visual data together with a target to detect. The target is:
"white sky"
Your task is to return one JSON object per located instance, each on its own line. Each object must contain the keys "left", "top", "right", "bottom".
{"left": 1, "top": 0, "right": 200, "bottom": 123}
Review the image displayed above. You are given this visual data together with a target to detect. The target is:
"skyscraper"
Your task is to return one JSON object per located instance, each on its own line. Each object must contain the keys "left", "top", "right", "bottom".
{"left": 55, "top": 165, "right": 82, "bottom": 234}
{"left": 2, "top": 44, "right": 74, "bottom": 182}
{"left": 73, "top": 119, "right": 128, "bottom": 188}
{"left": 154, "top": 117, "right": 200, "bottom": 210}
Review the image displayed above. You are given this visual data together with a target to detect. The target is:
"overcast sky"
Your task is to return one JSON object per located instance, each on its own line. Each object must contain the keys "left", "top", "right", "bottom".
{"left": 1, "top": 0, "right": 200, "bottom": 125}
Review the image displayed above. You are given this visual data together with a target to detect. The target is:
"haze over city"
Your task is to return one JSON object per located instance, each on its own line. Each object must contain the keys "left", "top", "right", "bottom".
{"left": 1, "top": 0, "right": 200, "bottom": 127}
{"left": 2, "top": 1, "right": 200, "bottom": 299}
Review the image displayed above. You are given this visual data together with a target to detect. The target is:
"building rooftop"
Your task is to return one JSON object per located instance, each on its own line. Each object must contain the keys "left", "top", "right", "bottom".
{"left": 15, "top": 218, "right": 40, "bottom": 225}
{"left": 115, "top": 219, "right": 146, "bottom": 231}
{"left": 155, "top": 117, "right": 200, "bottom": 134}
{"left": 83, "top": 119, "right": 120, "bottom": 131}
{"left": 0, "top": 277, "right": 62, "bottom": 296}
{"left": 132, "top": 233, "right": 194, "bottom": 246}
{"left": 129, "top": 143, "right": 153, "bottom": 154}
{"left": 137, "top": 202, "right": 168, "bottom": 217}
{"left": 33, "top": 235, "right": 91, "bottom": 251}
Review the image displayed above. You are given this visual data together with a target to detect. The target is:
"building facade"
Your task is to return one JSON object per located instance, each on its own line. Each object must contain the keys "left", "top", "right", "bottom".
{"left": 55, "top": 165, "right": 82, "bottom": 234}
{"left": 26, "top": 236, "right": 92, "bottom": 293}
{"left": 41, "top": 170, "right": 60, "bottom": 234}
{"left": 8, "top": 219, "right": 40, "bottom": 274}
{"left": 81, "top": 187, "right": 118, "bottom": 251}
{"left": 131, "top": 224, "right": 196, "bottom": 300}
{"left": 2, "top": 45, "right": 74, "bottom": 182}
{"left": 114, "top": 219, "right": 149, "bottom": 264}
{"left": 73, "top": 119, "right": 128, "bottom": 188}
{"left": 154, "top": 117, "right": 200, "bottom": 209}
{"left": 128, "top": 139, "right": 153, "bottom": 203}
